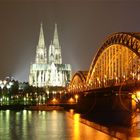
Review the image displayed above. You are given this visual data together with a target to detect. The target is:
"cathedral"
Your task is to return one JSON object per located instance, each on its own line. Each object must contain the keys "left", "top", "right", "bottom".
{"left": 29, "top": 23, "right": 72, "bottom": 88}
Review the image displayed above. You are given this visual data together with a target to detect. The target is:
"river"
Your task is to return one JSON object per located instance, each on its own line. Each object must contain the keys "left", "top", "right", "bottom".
{"left": 0, "top": 110, "right": 139, "bottom": 140}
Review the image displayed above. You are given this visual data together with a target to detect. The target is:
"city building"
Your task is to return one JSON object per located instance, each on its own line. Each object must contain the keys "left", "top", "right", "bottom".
{"left": 29, "top": 23, "right": 72, "bottom": 89}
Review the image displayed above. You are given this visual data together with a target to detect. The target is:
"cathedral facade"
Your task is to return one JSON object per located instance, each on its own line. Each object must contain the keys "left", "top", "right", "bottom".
{"left": 29, "top": 23, "right": 72, "bottom": 88}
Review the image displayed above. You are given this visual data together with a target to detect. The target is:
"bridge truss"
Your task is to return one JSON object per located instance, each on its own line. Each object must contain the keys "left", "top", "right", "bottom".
{"left": 69, "top": 33, "right": 140, "bottom": 91}
{"left": 87, "top": 32, "right": 140, "bottom": 88}
{"left": 68, "top": 32, "right": 140, "bottom": 112}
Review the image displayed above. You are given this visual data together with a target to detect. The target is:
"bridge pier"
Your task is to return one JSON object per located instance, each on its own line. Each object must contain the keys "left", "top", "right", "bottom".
{"left": 75, "top": 90, "right": 132, "bottom": 127}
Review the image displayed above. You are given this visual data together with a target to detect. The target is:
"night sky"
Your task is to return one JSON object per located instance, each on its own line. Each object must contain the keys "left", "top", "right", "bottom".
{"left": 0, "top": 0, "right": 140, "bottom": 82}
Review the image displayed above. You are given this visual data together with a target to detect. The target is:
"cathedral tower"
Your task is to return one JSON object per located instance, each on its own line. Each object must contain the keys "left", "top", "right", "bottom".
{"left": 48, "top": 41, "right": 55, "bottom": 64}
{"left": 48, "top": 24, "right": 62, "bottom": 64}
{"left": 35, "top": 23, "right": 47, "bottom": 63}
{"left": 29, "top": 22, "right": 72, "bottom": 88}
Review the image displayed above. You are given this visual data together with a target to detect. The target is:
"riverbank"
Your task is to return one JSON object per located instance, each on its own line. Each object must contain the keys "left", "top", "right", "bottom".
{"left": 67, "top": 111, "right": 131, "bottom": 140}
{"left": 27, "top": 105, "right": 64, "bottom": 111}
{"left": 0, "top": 105, "right": 27, "bottom": 110}
{"left": 0, "top": 104, "right": 64, "bottom": 111}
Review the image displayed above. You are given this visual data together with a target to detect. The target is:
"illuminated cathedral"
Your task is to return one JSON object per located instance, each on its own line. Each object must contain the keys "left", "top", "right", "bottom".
{"left": 29, "top": 23, "right": 72, "bottom": 88}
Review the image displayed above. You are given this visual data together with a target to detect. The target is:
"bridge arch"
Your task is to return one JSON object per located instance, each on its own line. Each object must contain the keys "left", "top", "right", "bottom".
{"left": 67, "top": 32, "right": 140, "bottom": 114}
{"left": 68, "top": 71, "right": 88, "bottom": 93}
{"left": 86, "top": 32, "right": 140, "bottom": 88}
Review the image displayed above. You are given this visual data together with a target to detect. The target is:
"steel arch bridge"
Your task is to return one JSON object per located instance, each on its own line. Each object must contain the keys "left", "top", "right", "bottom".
{"left": 68, "top": 71, "right": 88, "bottom": 93}
{"left": 68, "top": 32, "right": 140, "bottom": 94}
{"left": 67, "top": 32, "right": 140, "bottom": 126}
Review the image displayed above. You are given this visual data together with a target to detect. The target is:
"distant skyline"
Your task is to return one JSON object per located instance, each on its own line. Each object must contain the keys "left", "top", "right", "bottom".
{"left": 0, "top": 0, "right": 140, "bottom": 81}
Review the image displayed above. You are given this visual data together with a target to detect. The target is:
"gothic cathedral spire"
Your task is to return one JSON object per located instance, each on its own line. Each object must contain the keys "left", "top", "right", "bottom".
{"left": 29, "top": 22, "right": 72, "bottom": 87}
{"left": 52, "top": 23, "right": 62, "bottom": 64}
{"left": 35, "top": 22, "right": 47, "bottom": 63}
{"left": 48, "top": 41, "right": 55, "bottom": 64}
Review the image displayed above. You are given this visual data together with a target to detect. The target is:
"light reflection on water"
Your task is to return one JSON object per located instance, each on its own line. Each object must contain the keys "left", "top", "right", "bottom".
{"left": 0, "top": 110, "right": 140, "bottom": 140}
{"left": 130, "top": 112, "right": 140, "bottom": 139}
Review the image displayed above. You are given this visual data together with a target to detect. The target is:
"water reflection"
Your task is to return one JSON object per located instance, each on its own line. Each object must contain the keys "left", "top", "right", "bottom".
{"left": 131, "top": 112, "right": 140, "bottom": 139}
{"left": 73, "top": 114, "right": 80, "bottom": 140}
{"left": 1, "top": 110, "right": 140, "bottom": 140}
{"left": 68, "top": 112, "right": 119, "bottom": 140}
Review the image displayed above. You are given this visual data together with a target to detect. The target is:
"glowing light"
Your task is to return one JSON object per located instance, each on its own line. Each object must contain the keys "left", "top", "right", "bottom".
{"left": 69, "top": 109, "right": 74, "bottom": 114}
{"left": 132, "top": 91, "right": 140, "bottom": 101}
{"left": 0, "top": 84, "right": 4, "bottom": 89}
{"left": 69, "top": 97, "right": 75, "bottom": 103}
{"left": 3, "top": 80, "right": 7, "bottom": 85}
{"left": 75, "top": 95, "right": 79, "bottom": 103}
{"left": 6, "top": 97, "right": 9, "bottom": 101}
{"left": 24, "top": 97, "right": 26, "bottom": 101}
{"left": 131, "top": 91, "right": 140, "bottom": 110}
{"left": 9, "top": 81, "right": 13, "bottom": 86}
{"left": 136, "top": 91, "right": 140, "bottom": 99}
{"left": 43, "top": 96, "right": 45, "bottom": 101}
{"left": 52, "top": 98, "right": 58, "bottom": 104}
{"left": 132, "top": 73, "right": 135, "bottom": 79}
{"left": 47, "top": 91, "right": 49, "bottom": 98}
{"left": 132, "top": 94, "right": 135, "bottom": 100}
{"left": 74, "top": 114, "right": 80, "bottom": 140}
{"left": 6, "top": 84, "right": 11, "bottom": 89}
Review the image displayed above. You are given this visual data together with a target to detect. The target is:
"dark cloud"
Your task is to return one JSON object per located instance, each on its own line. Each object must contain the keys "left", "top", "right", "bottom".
{"left": 0, "top": 0, "right": 139, "bottom": 81}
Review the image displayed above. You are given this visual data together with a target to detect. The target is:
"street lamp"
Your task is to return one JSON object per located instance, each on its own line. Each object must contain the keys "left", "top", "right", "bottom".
{"left": 75, "top": 95, "right": 79, "bottom": 103}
